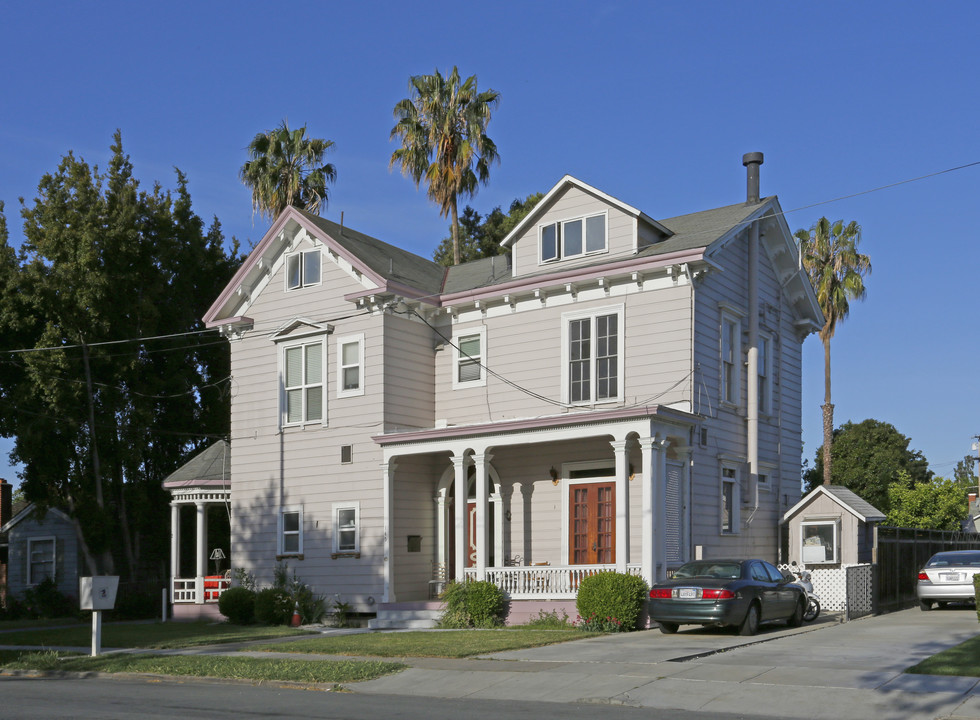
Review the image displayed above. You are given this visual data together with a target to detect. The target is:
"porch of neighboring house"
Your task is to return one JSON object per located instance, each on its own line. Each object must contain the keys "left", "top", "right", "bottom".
{"left": 374, "top": 408, "right": 693, "bottom": 625}
{"left": 162, "top": 441, "right": 232, "bottom": 621}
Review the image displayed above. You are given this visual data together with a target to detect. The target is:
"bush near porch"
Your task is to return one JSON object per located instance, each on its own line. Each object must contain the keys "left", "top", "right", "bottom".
{"left": 575, "top": 571, "right": 649, "bottom": 631}
{"left": 439, "top": 580, "right": 505, "bottom": 628}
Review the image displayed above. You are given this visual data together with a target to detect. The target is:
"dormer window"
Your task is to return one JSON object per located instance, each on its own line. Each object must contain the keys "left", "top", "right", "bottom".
{"left": 540, "top": 212, "right": 607, "bottom": 264}
{"left": 286, "top": 249, "right": 321, "bottom": 290}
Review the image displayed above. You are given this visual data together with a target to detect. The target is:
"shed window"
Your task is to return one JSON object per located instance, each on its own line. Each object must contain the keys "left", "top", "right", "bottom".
{"left": 801, "top": 520, "right": 838, "bottom": 565}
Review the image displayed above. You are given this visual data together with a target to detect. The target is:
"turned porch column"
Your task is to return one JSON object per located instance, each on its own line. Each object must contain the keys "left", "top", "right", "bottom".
{"left": 612, "top": 440, "right": 629, "bottom": 572}
{"left": 452, "top": 454, "right": 467, "bottom": 580}
{"left": 194, "top": 501, "right": 206, "bottom": 604}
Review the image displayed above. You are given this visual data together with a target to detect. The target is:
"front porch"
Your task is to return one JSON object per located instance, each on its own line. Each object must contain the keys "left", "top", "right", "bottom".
{"left": 471, "top": 563, "right": 642, "bottom": 599}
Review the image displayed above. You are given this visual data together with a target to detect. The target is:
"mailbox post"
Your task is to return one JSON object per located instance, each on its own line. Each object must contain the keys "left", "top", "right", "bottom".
{"left": 79, "top": 576, "right": 119, "bottom": 656}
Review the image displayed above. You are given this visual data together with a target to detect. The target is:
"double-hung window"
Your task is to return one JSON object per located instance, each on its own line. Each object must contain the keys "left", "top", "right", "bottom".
{"left": 721, "top": 467, "right": 739, "bottom": 534}
{"left": 720, "top": 311, "right": 741, "bottom": 406}
{"left": 286, "top": 249, "right": 321, "bottom": 290}
{"left": 562, "top": 306, "right": 623, "bottom": 404}
{"left": 452, "top": 326, "right": 486, "bottom": 389}
{"left": 27, "top": 537, "right": 55, "bottom": 585}
{"left": 333, "top": 502, "right": 360, "bottom": 554}
{"left": 278, "top": 507, "right": 303, "bottom": 557}
{"left": 282, "top": 339, "right": 325, "bottom": 425}
{"left": 336, "top": 334, "right": 364, "bottom": 398}
{"left": 540, "top": 212, "right": 607, "bottom": 263}
{"left": 758, "top": 335, "right": 772, "bottom": 415}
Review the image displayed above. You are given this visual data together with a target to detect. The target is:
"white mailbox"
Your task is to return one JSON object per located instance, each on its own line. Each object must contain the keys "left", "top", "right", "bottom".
{"left": 79, "top": 576, "right": 119, "bottom": 611}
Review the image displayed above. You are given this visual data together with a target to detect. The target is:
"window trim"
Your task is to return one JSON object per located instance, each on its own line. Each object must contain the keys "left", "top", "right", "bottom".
{"left": 720, "top": 310, "right": 742, "bottom": 408}
{"left": 452, "top": 326, "right": 487, "bottom": 389}
{"left": 279, "top": 337, "right": 327, "bottom": 428}
{"left": 758, "top": 333, "right": 773, "bottom": 416}
{"left": 284, "top": 249, "right": 322, "bottom": 291}
{"left": 27, "top": 536, "right": 56, "bottom": 586}
{"left": 560, "top": 304, "right": 624, "bottom": 405}
{"left": 801, "top": 519, "right": 839, "bottom": 565}
{"left": 333, "top": 501, "right": 360, "bottom": 554}
{"left": 336, "top": 333, "right": 365, "bottom": 398}
{"left": 721, "top": 466, "right": 740, "bottom": 535}
{"left": 538, "top": 211, "right": 608, "bottom": 264}
{"left": 277, "top": 507, "right": 303, "bottom": 557}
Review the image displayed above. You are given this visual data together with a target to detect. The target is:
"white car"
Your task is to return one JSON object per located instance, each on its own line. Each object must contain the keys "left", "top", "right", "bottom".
{"left": 916, "top": 550, "right": 980, "bottom": 610}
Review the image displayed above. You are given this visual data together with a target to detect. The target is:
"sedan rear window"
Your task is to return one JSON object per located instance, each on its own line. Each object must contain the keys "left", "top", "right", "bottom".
{"left": 673, "top": 561, "right": 741, "bottom": 579}
{"left": 926, "top": 552, "right": 980, "bottom": 567}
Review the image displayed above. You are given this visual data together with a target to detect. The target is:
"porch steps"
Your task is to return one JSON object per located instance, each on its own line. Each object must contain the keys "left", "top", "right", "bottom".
{"left": 368, "top": 601, "right": 444, "bottom": 630}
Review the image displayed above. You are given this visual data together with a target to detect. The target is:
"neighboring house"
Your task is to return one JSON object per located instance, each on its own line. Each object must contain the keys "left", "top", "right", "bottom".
{"left": 0, "top": 478, "right": 12, "bottom": 601}
{"left": 1, "top": 503, "right": 79, "bottom": 602}
{"left": 197, "top": 152, "right": 822, "bottom": 621}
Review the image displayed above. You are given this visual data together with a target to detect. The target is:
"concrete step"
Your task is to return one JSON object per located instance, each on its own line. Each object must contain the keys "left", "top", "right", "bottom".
{"left": 368, "top": 617, "right": 441, "bottom": 629}
{"left": 368, "top": 606, "right": 444, "bottom": 630}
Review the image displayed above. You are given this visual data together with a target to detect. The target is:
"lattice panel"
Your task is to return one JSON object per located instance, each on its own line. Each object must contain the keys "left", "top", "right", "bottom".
{"left": 778, "top": 563, "right": 873, "bottom": 617}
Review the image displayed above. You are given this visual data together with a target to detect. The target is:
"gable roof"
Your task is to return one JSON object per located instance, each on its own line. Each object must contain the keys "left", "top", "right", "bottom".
{"left": 0, "top": 503, "right": 72, "bottom": 535}
{"left": 782, "top": 484, "right": 886, "bottom": 523}
{"left": 162, "top": 440, "right": 231, "bottom": 489}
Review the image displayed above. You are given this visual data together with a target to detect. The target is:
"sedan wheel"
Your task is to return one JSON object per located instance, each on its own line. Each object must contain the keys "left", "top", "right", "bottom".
{"left": 787, "top": 598, "right": 804, "bottom": 628}
{"left": 658, "top": 621, "right": 679, "bottom": 634}
{"left": 739, "top": 603, "right": 760, "bottom": 636}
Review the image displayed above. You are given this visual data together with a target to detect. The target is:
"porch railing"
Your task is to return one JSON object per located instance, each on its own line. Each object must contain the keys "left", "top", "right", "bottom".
{"left": 171, "top": 576, "right": 230, "bottom": 604}
{"left": 465, "top": 564, "right": 642, "bottom": 599}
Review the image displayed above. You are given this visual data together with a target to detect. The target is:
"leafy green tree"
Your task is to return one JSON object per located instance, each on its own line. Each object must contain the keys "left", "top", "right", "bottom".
{"left": 432, "top": 193, "right": 542, "bottom": 266}
{"left": 804, "top": 419, "right": 932, "bottom": 512}
{"left": 240, "top": 120, "right": 336, "bottom": 220}
{"left": 0, "top": 132, "right": 241, "bottom": 579}
{"left": 390, "top": 66, "right": 500, "bottom": 266}
{"left": 886, "top": 472, "right": 968, "bottom": 530}
{"left": 795, "top": 218, "right": 871, "bottom": 485}
{"left": 953, "top": 454, "right": 977, "bottom": 488}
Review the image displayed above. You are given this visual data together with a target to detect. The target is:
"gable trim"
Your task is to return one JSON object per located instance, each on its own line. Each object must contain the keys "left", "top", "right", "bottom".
{"left": 0, "top": 504, "right": 72, "bottom": 534}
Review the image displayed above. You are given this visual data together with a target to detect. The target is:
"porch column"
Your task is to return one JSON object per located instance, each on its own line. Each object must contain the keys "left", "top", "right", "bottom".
{"left": 520, "top": 482, "right": 534, "bottom": 561}
{"left": 434, "top": 490, "right": 448, "bottom": 569}
{"left": 170, "top": 503, "right": 180, "bottom": 598}
{"left": 654, "top": 437, "right": 669, "bottom": 582}
{"left": 452, "top": 454, "right": 467, "bottom": 580}
{"left": 474, "top": 452, "right": 492, "bottom": 580}
{"left": 382, "top": 461, "right": 396, "bottom": 603}
{"left": 638, "top": 438, "right": 656, "bottom": 587}
{"left": 612, "top": 440, "right": 629, "bottom": 572}
{"left": 194, "top": 501, "right": 206, "bottom": 604}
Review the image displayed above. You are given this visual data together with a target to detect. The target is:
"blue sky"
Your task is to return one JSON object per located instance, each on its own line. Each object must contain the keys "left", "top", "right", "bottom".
{"left": 1, "top": 2, "right": 977, "bottom": 487}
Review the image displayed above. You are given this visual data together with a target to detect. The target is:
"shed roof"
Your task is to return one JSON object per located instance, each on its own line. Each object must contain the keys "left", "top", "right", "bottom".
{"left": 783, "top": 484, "right": 886, "bottom": 523}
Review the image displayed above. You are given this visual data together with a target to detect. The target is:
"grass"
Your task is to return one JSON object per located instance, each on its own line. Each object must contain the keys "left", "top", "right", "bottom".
{"left": 0, "top": 617, "right": 86, "bottom": 630}
{"left": 256, "top": 628, "right": 601, "bottom": 658}
{"left": 0, "top": 621, "right": 312, "bottom": 649}
{"left": 906, "top": 634, "right": 980, "bottom": 676}
{"left": 1, "top": 650, "right": 403, "bottom": 684}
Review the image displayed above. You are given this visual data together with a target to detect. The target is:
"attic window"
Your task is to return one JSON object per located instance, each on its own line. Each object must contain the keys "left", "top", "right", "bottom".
{"left": 286, "top": 250, "right": 321, "bottom": 290}
{"left": 540, "top": 212, "right": 607, "bottom": 264}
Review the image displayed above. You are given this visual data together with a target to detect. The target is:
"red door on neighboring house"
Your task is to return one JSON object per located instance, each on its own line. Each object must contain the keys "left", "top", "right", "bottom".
{"left": 569, "top": 482, "right": 615, "bottom": 565}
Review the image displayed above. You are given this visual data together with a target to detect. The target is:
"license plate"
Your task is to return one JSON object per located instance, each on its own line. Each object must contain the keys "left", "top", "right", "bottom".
{"left": 940, "top": 573, "right": 961, "bottom": 582}
{"left": 677, "top": 588, "right": 698, "bottom": 599}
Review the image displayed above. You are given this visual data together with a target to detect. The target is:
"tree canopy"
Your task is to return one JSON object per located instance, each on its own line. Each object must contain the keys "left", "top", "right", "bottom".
{"left": 390, "top": 66, "right": 500, "bottom": 266}
{"left": 885, "top": 472, "right": 969, "bottom": 531}
{"left": 431, "top": 193, "right": 542, "bottom": 266}
{"left": 240, "top": 120, "right": 336, "bottom": 220}
{"left": 803, "top": 418, "right": 932, "bottom": 512}
{"left": 0, "top": 132, "right": 241, "bottom": 579}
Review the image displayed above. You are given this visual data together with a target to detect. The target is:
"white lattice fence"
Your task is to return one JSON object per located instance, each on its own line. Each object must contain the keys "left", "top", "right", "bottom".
{"left": 778, "top": 563, "right": 873, "bottom": 619}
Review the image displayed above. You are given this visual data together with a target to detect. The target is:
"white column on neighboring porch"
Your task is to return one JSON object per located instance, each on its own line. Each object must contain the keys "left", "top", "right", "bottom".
{"left": 194, "top": 501, "right": 206, "bottom": 604}
{"left": 434, "top": 490, "right": 448, "bottom": 569}
{"left": 638, "top": 438, "right": 656, "bottom": 587}
{"left": 611, "top": 440, "right": 629, "bottom": 572}
{"left": 452, "top": 454, "right": 467, "bottom": 580}
{"left": 382, "top": 460, "right": 396, "bottom": 603}
{"left": 170, "top": 503, "right": 180, "bottom": 594}
{"left": 474, "top": 452, "right": 492, "bottom": 580}
{"left": 654, "top": 436, "right": 669, "bottom": 582}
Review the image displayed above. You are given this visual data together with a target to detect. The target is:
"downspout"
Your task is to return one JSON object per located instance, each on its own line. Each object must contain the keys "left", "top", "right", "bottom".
{"left": 743, "top": 152, "right": 763, "bottom": 527}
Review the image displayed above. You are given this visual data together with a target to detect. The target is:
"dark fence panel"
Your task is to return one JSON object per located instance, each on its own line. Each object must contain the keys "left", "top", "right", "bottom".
{"left": 874, "top": 526, "right": 980, "bottom": 614}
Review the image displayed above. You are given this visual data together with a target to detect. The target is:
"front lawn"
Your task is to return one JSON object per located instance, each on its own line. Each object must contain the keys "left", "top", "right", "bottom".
{"left": 257, "top": 628, "right": 601, "bottom": 658}
{"left": 0, "top": 621, "right": 311, "bottom": 649}
{"left": 906, "top": 635, "right": 980, "bottom": 676}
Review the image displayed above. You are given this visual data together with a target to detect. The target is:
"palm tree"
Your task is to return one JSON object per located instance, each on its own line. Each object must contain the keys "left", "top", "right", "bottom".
{"left": 240, "top": 120, "right": 336, "bottom": 220}
{"left": 390, "top": 67, "right": 500, "bottom": 265}
{"left": 795, "top": 218, "right": 871, "bottom": 486}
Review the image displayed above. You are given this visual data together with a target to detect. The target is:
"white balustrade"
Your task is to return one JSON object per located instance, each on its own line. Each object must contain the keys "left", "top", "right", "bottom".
{"left": 464, "top": 564, "right": 642, "bottom": 598}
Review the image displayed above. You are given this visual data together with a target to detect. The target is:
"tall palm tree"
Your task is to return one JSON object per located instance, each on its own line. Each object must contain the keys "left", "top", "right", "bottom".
{"left": 795, "top": 218, "right": 871, "bottom": 486}
{"left": 240, "top": 120, "right": 336, "bottom": 220}
{"left": 390, "top": 67, "right": 500, "bottom": 265}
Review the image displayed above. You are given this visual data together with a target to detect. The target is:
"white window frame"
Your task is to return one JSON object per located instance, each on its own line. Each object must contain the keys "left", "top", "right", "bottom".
{"left": 452, "top": 325, "right": 487, "bottom": 389}
{"left": 758, "top": 333, "right": 773, "bottom": 416}
{"left": 801, "top": 519, "right": 839, "bottom": 565}
{"left": 561, "top": 304, "right": 624, "bottom": 405}
{"left": 333, "top": 501, "right": 360, "bottom": 554}
{"left": 721, "top": 466, "right": 740, "bottom": 534}
{"left": 27, "top": 536, "right": 56, "bottom": 585}
{"left": 279, "top": 337, "right": 327, "bottom": 428}
{"left": 539, "top": 211, "right": 608, "bottom": 264}
{"left": 336, "top": 333, "right": 365, "bottom": 398}
{"left": 278, "top": 507, "right": 303, "bottom": 557}
{"left": 720, "top": 309, "right": 742, "bottom": 407}
{"left": 285, "top": 249, "right": 322, "bottom": 291}
{"left": 758, "top": 462, "right": 775, "bottom": 492}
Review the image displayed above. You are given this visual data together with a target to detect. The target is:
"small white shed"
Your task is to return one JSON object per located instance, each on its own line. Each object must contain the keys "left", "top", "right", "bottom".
{"left": 782, "top": 485, "right": 885, "bottom": 567}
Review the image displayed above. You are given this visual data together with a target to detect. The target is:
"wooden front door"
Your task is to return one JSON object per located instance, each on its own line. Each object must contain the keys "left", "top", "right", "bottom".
{"left": 569, "top": 482, "right": 615, "bottom": 565}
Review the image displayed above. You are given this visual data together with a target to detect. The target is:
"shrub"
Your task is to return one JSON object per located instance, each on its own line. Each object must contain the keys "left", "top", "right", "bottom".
{"left": 21, "top": 578, "right": 76, "bottom": 619}
{"left": 218, "top": 587, "right": 256, "bottom": 625}
{"left": 254, "top": 587, "right": 292, "bottom": 625}
{"left": 439, "top": 580, "right": 505, "bottom": 628}
{"left": 575, "top": 571, "right": 649, "bottom": 631}
{"left": 522, "top": 608, "right": 573, "bottom": 629}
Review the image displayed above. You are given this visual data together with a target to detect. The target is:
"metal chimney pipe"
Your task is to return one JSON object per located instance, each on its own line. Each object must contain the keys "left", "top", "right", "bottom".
{"left": 742, "top": 152, "right": 764, "bottom": 204}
